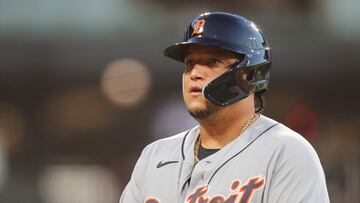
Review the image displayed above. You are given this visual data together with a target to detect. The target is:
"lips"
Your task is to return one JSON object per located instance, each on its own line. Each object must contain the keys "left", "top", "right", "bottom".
{"left": 190, "top": 86, "right": 203, "bottom": 95}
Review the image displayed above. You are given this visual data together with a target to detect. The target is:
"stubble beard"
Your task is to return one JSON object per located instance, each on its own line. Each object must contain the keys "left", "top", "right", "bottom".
{"left": 188, "top": 100, "right": 219, "bottom": 119}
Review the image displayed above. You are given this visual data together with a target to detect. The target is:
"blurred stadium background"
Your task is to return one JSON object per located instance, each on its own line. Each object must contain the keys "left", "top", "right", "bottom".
{"left": 0, "top": 0, "right": 359, "bottom": 202}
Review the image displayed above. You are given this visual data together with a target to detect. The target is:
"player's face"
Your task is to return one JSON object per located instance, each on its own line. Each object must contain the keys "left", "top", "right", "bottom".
{"left": 182, "top": 44, "right": 238, "bottom": 119}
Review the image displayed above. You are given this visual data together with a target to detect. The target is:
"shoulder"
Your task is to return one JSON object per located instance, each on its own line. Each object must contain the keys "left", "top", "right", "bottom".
{"left": 140, "top": 127, "right": 196, "bottom": 158}
{"left": 131, "top": 128, "right": 196, "bottom": 177}
{"left": 258, "top": 117, "right": 329, "bottom": 201}
{"left": 258, "top": 115, "right": 317, "bottom": 154}
{"left": 259, "top": 116, "right": 324, "bottom": 176}
{"left": 269, "top": 122, "right": 319, "bottom": 160}
{"left": 253, "top": 115, "right": 323, "bottom": 173}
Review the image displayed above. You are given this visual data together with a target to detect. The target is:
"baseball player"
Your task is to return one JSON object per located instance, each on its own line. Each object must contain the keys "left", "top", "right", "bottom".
{"left": 120, "top": 12, "right": 330, "bottom": 203}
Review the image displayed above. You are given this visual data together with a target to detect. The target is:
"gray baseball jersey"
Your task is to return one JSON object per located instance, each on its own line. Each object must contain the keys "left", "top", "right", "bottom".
{"left": 120, "top": 115, "right": 330, "bottom": 203}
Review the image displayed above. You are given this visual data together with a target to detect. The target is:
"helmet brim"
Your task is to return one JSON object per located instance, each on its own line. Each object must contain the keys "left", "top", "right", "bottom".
{"left": 163, "top": 37, "right": 251, "bottom": 63}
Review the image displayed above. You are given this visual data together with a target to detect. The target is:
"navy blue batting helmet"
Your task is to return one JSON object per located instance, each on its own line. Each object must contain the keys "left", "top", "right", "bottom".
{"left": 164, "top": 12, "right": 271, "bottom": 107}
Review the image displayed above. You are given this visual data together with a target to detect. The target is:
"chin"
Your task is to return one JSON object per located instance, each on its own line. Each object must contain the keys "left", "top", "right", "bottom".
{"left": 186, "top": 101, "right": 218, "bottom": 119}
{"left": 186, "top": 100, "right": 205, "bottom": 112}
{"left": 188, "top": 100, "right": 203, "bottom": 108}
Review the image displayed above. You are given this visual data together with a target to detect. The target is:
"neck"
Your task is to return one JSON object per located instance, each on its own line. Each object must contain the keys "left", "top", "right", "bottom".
{"left": 198, "top": 98, "right": 256, "bottom": 149}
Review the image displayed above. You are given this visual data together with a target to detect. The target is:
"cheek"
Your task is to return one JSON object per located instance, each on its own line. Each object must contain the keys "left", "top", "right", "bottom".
{"left": 182, "top": 74, "right": 185, "bottom": 93}
{"left": 182, "top": 74, "right": 189, "bottom": 92}
{"left": 182, "top": 75, "right": 190, "bottom": 102}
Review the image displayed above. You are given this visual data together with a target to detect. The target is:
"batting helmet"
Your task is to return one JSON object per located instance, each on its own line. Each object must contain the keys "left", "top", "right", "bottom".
{"left": 164, "top": 12, "right": 271, "bottom": 107}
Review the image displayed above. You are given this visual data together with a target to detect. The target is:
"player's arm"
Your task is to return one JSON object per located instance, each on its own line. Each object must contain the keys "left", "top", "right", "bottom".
{"left": 119, "top": 145, "right": 151, "bottom": 203}
{"left": 266, "top": 134, "right": 330, "bottom": 203}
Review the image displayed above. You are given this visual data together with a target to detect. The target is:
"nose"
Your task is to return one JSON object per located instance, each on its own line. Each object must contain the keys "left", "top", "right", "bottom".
{"left": 189, "top": 63, "right": 206, "bottom": 81}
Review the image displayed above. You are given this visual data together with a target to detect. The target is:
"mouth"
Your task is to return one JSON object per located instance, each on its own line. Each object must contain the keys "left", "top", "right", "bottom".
{"left": 190, "top": 86, "right": 203, "bottom": 96}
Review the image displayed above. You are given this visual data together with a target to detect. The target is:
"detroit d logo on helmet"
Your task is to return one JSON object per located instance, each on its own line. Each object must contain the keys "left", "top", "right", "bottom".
{"left": 192, "top": 19, "right": 206, "bottom": 36}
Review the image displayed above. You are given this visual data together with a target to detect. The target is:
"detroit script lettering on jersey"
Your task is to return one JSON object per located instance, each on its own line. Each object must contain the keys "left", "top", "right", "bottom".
{"left": 187, "top": 177, "right": 265, "bottom": 203}
{"left": 144, "top": 176, "right": 265, "bottom": 203}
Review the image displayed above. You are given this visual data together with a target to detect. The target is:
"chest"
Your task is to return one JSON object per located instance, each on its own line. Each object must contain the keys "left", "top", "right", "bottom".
{"left": 142, "top": 150, "right": 276, "bottom": 203}
{"left": 184, "top": 157, "right": 269, "bottom": 203}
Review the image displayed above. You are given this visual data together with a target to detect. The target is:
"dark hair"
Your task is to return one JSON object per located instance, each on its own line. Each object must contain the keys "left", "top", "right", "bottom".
{"left": 255, "top": 92, "right": 265, "bottom": 114}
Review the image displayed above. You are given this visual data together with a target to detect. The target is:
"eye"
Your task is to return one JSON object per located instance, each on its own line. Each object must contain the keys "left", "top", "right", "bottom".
{"left": 185, "top": 59, "right": 194, "bottom": 68}
{"left": 184, "top": 59, "right": 194, "bottom": 72}
{"left": 209, "top": 58, "right": 222, "bottom": 66}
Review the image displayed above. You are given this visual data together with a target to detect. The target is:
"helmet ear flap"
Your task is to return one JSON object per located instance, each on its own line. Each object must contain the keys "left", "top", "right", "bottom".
{"left": 249, "top": 63, "right": 271, "bottom": 93}
{"left": 203, "top": 57, "right": 252, "bottom": 106}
